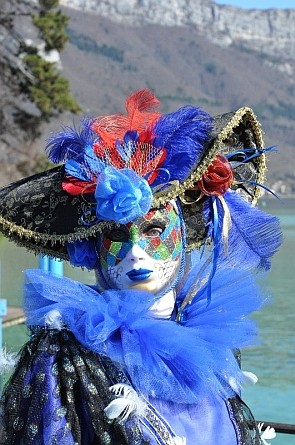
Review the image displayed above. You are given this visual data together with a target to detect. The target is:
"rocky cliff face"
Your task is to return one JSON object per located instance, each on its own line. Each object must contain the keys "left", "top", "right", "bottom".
{"left": 0, "top": 0, "right": 48, "bottom": 184}
{"left": 60, "top": 0, "right": 295, "bottom": 76}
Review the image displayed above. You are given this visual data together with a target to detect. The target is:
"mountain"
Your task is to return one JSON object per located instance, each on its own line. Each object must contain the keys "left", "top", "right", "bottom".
{"left": 57, "top": 0, "right": 295, "bottom": 194}
{"left": 1, "top": 0, "right": 295, "bottom": 195}
{"left": 61, "top": 0, "right": 295, "bottom": 71}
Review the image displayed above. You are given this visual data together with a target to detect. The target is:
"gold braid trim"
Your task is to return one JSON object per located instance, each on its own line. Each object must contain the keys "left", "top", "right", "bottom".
{"left": 152, "top": 107, "right": 265, "bottom": 207}
{"left": 0, "top": 214, "right": 114, "bottom": 253}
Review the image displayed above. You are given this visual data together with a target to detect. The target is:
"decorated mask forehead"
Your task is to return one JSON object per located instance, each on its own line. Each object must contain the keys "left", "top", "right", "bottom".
{"left": 101, "top": 203, "right": 180, "bottom": 260}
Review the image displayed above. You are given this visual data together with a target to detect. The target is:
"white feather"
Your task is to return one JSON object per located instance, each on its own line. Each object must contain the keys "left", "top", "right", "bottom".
{"left": 104, "top": 384, "right": 147, "bottom": 422}
{"left": 104, "top": 398, "right": 137, "bottom": 421}
{"left": 44, "top": 309, "right": 64, "bottom": 329}
{"left": 258, "top": 423, "right": 276, "bottom": 445}
{"left": 0, "top": 348, "right": 17, "bottom": 375}
{"left": 105, "top": 384, "right": 187, "bottom": 444}
{"left": 243, "top": 370, "right": 258, "bottom": 385}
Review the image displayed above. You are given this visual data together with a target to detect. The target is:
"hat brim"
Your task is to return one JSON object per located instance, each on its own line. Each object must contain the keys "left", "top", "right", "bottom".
{"left": 0, "top": 166, "right": 107, "bottom": 259}
{"left": 0, "top": 107, "right": 265, "bottom": 259}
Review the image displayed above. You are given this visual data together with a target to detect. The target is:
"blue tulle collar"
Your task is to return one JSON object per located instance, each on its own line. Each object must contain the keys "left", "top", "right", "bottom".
{"left": 24, "top": 265, "right": 264, "bottom": 405}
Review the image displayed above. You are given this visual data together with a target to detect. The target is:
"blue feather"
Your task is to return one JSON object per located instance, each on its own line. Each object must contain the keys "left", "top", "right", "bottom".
{"left": 123, "top": 130, "right": 139, "bottom": 145}
{"left": 228, "top": 146, "right": 277, "bottom": 167}
{"left": 65, "top": 159, "right": 92, "bottom": 181}
{"left": 46, "top": 117, "right": 96, "bottom": 164}
{"left": 242, "top": 180, "right": 281, "bottom": 200}
{"left": 84, "top": 144, "right": 106, "bottom": 176}
{"left": 227, "top": 145, "right": 277, "bottom": 163}
{"left": 152, "top": 106, "right": 212, "bottom": 184}
{"left": 117, "top": 131, "right": 139, "bottom": 164}
{"left": 217, "top": 191, "right": 282, "bottom": 271}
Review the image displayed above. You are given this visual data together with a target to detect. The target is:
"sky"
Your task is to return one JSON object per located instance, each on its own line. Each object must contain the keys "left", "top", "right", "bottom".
{"left": 214, "top": 0, "right": 295, "bottom": 8}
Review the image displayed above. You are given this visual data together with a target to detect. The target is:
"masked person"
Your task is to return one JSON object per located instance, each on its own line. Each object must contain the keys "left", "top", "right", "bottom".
{"left": 0, "top": 90, "right": 281, "bottom": 445}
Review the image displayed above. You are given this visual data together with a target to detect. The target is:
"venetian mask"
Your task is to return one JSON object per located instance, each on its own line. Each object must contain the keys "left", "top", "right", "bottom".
{"left": 96, "top": 202, "right": 184, "bottom": 295}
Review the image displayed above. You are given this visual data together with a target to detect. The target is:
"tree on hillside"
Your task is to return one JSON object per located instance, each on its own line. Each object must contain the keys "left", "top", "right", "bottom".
{"left": 24, "top": 0, "right": 80, "bottom": 119}
{"left": 0, "top": 0, "right": 80, "bottom": 184}
{"left": 33, "top": 2, "right": 69, "bottom": 51}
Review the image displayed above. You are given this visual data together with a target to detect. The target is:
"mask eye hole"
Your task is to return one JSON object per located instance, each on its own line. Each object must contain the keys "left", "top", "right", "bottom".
{"left": 143, "top": 224, "right": 164, "bottom": 238}
{"left": 105, "top": 227, "right": 130, "bottom": 242}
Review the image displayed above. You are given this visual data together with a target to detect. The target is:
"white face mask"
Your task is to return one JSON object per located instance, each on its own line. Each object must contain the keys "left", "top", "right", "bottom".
{"left": 96, "top": 202, "right": 183, "bottom": 295}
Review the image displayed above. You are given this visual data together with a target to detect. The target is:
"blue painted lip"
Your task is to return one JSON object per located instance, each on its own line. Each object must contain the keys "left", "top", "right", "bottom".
{"left": 126, "top": 268, "right": 153, "bottom": 282}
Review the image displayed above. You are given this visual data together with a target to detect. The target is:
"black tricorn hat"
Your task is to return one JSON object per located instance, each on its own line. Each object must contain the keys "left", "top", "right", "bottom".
{"left": 0, "top": 97, "right": 266, "bottom": 261}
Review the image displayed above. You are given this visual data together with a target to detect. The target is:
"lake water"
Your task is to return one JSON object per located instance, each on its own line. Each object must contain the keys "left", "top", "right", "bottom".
{"left": 242, "top": 203, "right": 295, "bottom": 445}
{"left": 0, "top": 201, "right": 294, "bottom": 444}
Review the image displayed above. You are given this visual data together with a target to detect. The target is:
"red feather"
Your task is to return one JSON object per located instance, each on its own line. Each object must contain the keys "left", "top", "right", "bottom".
{"left": 91, "top": 89, "right": 161, "bottom": 147}
{"left": 138, "top": 124, "right": 156, "bottom": 145}
{"left": 62, "top": 176, "right": 96, "bottom": 195}
{"left": 125, "top": 89, "right": 161, "bottom": 130}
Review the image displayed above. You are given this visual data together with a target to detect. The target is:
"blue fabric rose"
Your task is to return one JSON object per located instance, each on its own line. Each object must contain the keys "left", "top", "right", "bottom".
{"left": 67, "top": 239, "right": 99, "bottom": 269}
{"left": 94, "top": 166, "right": 152, "bottom": 223}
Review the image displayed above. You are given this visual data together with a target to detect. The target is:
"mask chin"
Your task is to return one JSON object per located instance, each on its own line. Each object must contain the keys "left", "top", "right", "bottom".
{"left": 128, "top": 257, "right": 182, "bottom": 295}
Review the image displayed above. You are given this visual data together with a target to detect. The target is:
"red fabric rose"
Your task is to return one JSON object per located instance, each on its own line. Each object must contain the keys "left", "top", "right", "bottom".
{"left": 197, "top": 155, "right": 234, "bottom": 196}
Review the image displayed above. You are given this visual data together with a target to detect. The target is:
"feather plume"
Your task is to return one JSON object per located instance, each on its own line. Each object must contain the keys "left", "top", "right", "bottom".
{"left": 84, "top": 144, "right": 106, "bottom": 175}
{"left": 46, "top": 92, "right": 213, "bottom": 196}
{"left": 46, "top": 118, "right": 96, "bottom": 164}
{"left": 152, "top": 106, "right": 212, "bottom": 184}
{"left": 104, "top": 384, "right": 147, "bottom": 421}
{"left": 125, "top": 89, "right": 161, "bottom": 128}
{"left": 65, "top": 159, "right": 92, "bottom": 181}
{"left": 91, "top": 89, "right": 161, "bottom": 147}
{"left": 215, "top": 191, "right": 282, "bottom": 271}
{"left": 44, "top": 309, "right": 64, "bottom": 330}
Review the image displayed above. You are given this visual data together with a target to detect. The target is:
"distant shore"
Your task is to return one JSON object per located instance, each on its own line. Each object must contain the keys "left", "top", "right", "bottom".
{"left": 259, "top": 196, "right": 295, "bottom": 210}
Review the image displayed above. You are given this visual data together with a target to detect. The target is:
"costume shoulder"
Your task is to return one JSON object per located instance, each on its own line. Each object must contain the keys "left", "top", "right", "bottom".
{"left": 0, "top": 328, "right": 142, "bottom": 445}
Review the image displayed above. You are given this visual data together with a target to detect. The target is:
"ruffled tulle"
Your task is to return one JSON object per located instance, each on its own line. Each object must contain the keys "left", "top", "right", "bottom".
{"left": 24, "top": 264, "right": 264, "bottom": 405}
